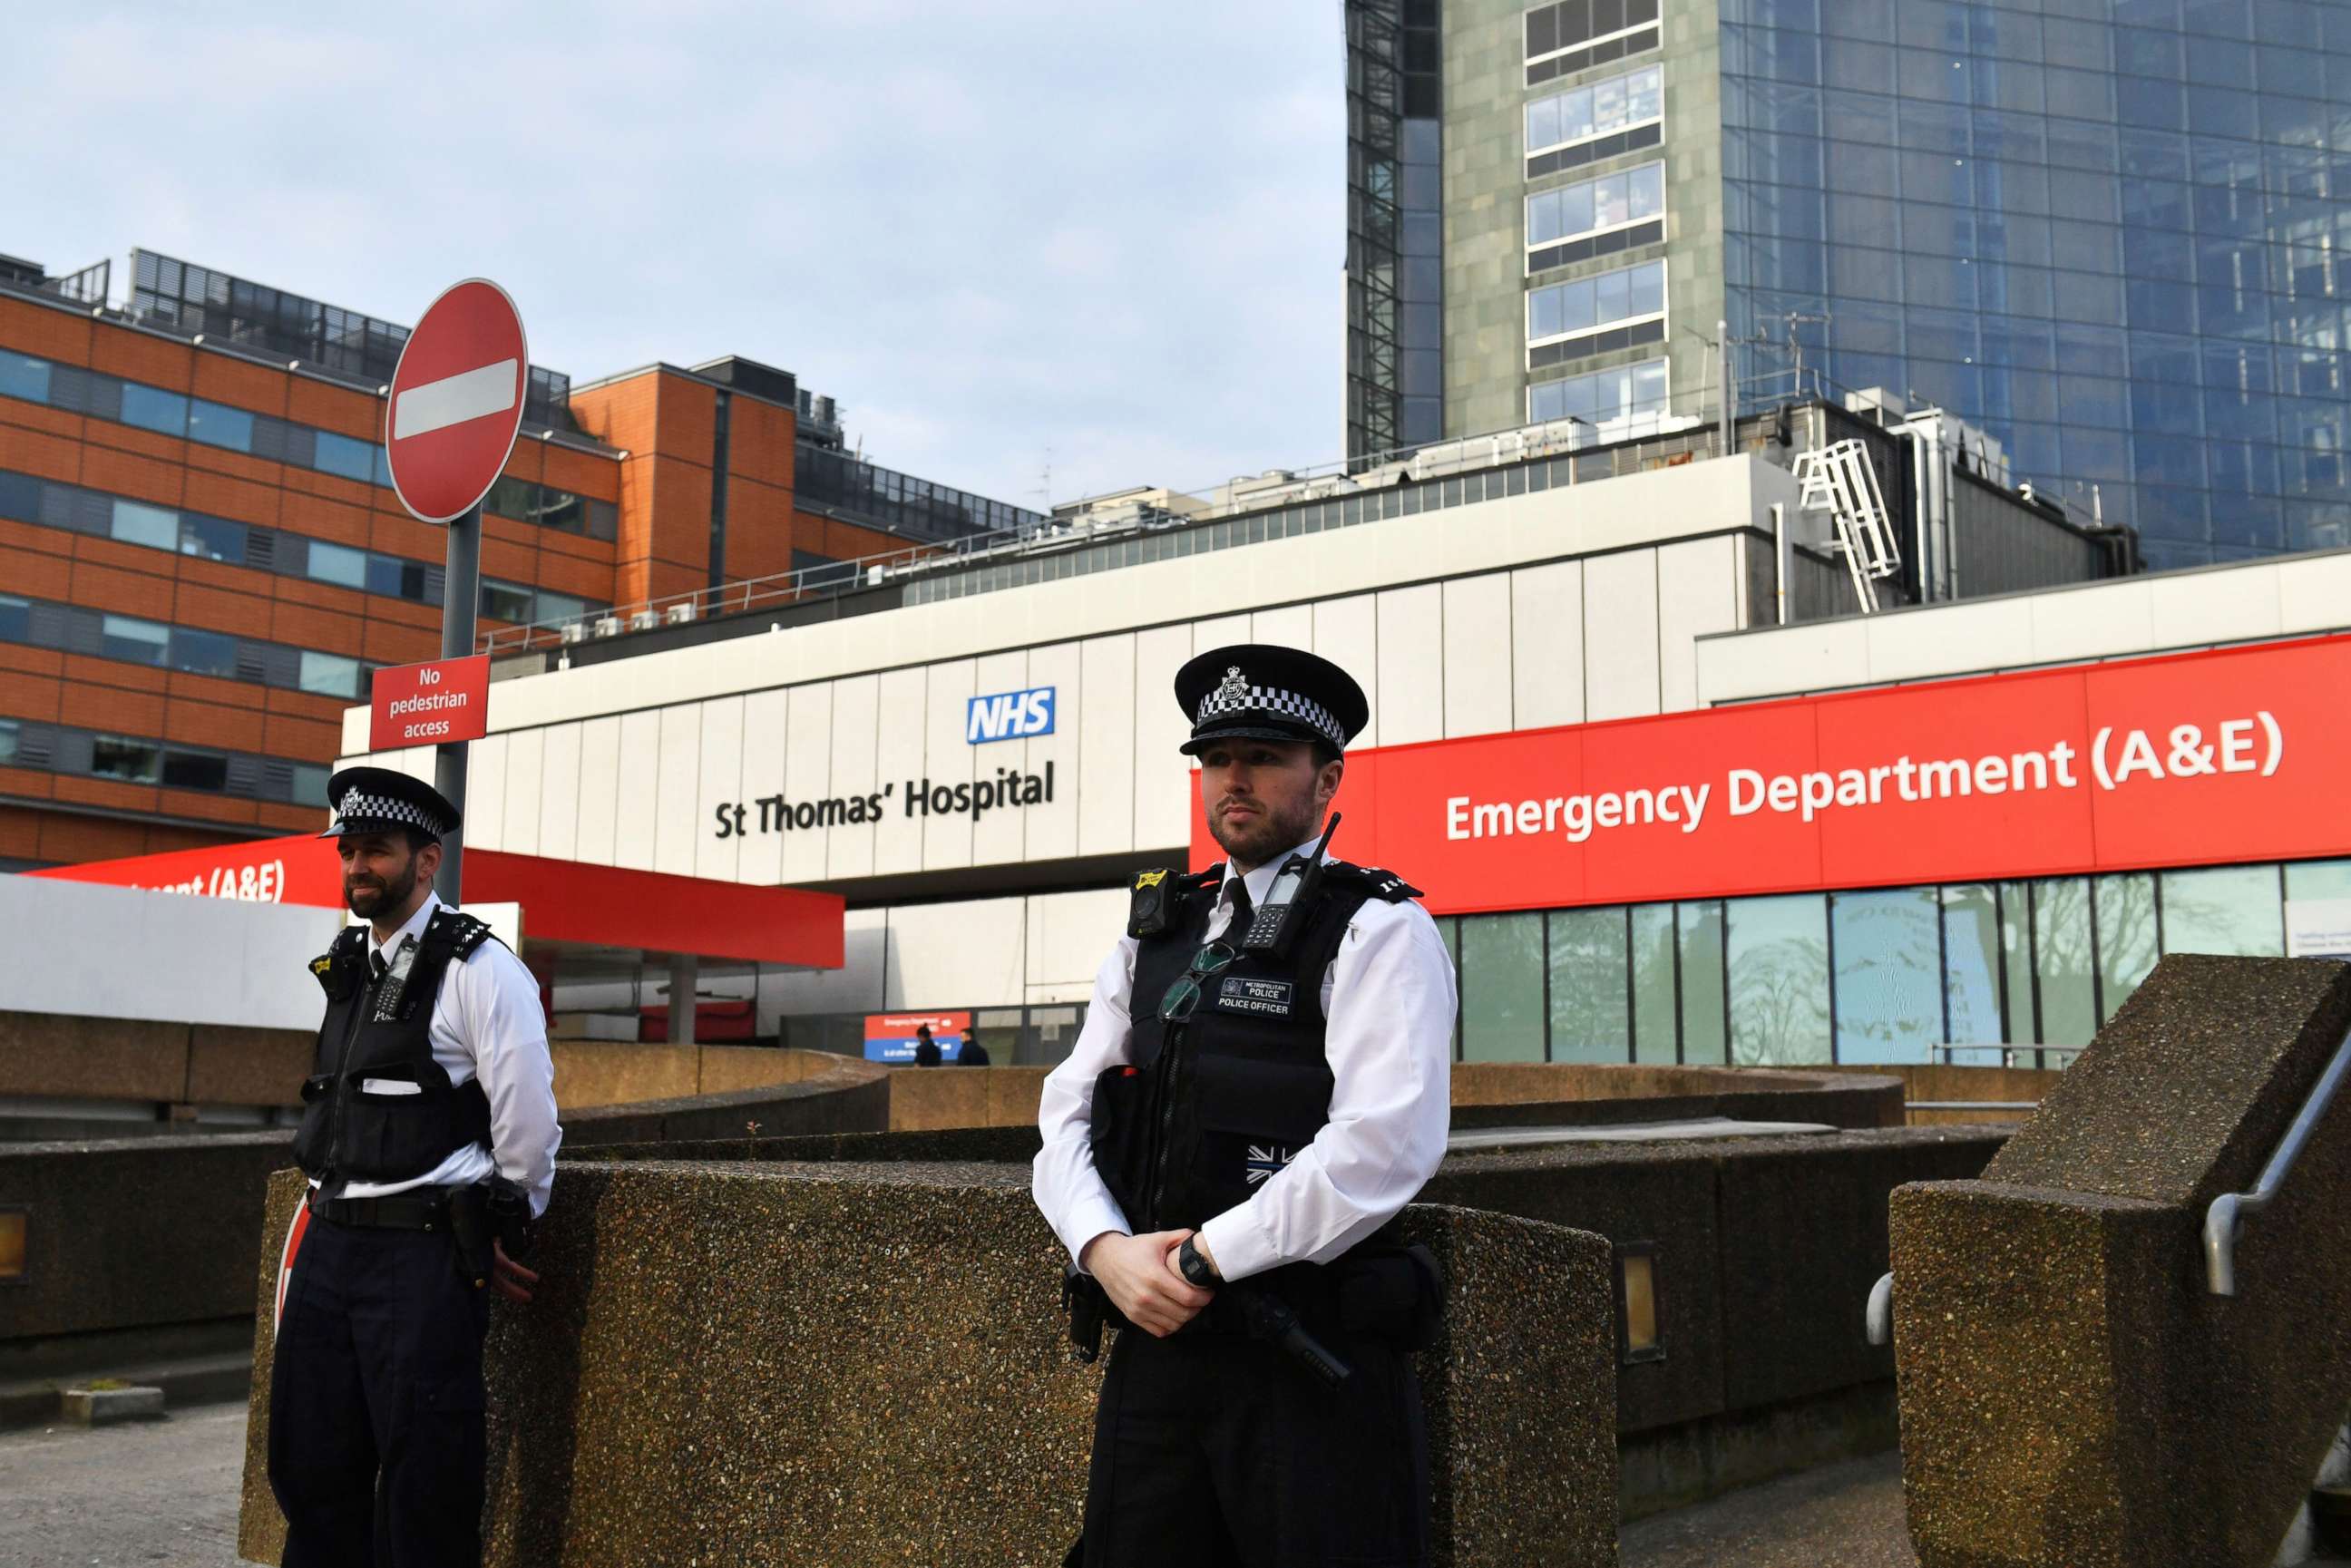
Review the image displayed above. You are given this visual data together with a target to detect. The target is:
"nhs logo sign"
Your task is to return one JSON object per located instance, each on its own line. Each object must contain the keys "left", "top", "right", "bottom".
{"left": 966, "top": 686, "right": 1056, "bottom": 745}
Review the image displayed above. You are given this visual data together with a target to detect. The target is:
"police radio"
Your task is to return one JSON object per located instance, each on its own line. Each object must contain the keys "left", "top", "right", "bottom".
{"left": 1238, "top": 813, "right": 1341, "bottom": 959}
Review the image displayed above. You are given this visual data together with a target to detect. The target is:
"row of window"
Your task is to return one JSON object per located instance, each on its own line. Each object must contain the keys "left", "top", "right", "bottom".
{"left": 794, "top": 442, "right": 1044, "bottom": 545}
{"left": 0, "top": 592, "right": 370, "bottom": 698}
{"left": 1723, "top": 0, "right": 2351, "bottom": 63}
{"left": 1722, "top": 27, "right": 2350, "bottom": 145}
{"left": 1525, "top": 63, "right": 1663, "bottom": 160}
{"left": 0, "top": 716, "right": 327, "bottom": 808}
{"left": 1528, "top": 162, "right": 1666, "bottom": 252}
{"left": 1436, "top": 861, "right": 2349, "bottom": 1067}
{"left": 0, "top": 468, "right": 609, "bottom": 628}
{"left": 908, "top": 424, "right": 1728, "bottom": 607}
{"left": 1524, "top": 0, "right": 1661, "bottom": 87}
{"left": 0, "top": 350, "right": 616, "bottom": 539}
{"left": 1527, "top": 259, "right": 1668, "bottom": 351}
{"left": 1527, "top": 358, "right": 1671, "bottom": 429}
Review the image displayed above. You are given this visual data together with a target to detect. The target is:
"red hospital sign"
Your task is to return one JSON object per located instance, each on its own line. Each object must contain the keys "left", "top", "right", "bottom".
{"left": 370, "top": 655, "right": 491, "bottom": 752}
{"left": 1191, "top": 634, "right": 2351, "bottom": 917}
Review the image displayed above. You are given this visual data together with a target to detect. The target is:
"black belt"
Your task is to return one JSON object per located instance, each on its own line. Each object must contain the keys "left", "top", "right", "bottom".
{"left": 308, "top": 1188, "right": 451, "bottom": 1231}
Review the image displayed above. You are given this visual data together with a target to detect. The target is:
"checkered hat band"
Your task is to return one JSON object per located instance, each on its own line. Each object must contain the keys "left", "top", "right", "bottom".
{"left": 1195, "top": 683, "right": 1346, "bottom": 748}
{"left": 332, "top": 791, "right": 444, "bottom": 835}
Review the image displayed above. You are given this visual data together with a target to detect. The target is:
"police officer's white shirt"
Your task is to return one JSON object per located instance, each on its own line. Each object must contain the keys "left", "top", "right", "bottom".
{"left": 315, "top": 891, "right": 563, "bottom": 1217}
{"left": 1032, "top": 836, "right": 1458, "bottom": 1283}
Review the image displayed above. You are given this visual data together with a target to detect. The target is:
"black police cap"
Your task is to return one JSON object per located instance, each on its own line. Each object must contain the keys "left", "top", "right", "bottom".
{"left": 318, "top": 765, "right": 461, "bottom": 841}
{"left": 1174, "top": 644, "right": 1370, "bottom": 757}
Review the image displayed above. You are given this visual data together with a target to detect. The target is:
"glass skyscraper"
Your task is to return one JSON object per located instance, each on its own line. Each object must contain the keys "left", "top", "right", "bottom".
{"left": 1356, "top": 0, "right": 2351, "bottom": 571}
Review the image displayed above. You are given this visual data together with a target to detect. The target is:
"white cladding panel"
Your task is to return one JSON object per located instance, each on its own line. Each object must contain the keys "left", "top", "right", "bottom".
{"left": 653, "top": 704, "right": 702, "bottom": 877}
{"left": 1441, "top": 572, "right": 1514, "bottom": 737}
{"left": 1510, "top": 560, "right": 1585, "bottom": 729}
{"left": 1025, "top": 641, "right": 1082, "bottom": 862}
{"left": 501, "top": 728, "right": 544, "bottom": 857}
{"left": 1077, "top": 635, "right": 1137, "bottom": 856}
{"left": 883, "top": 897, "right": 1027, "bottom": 1008}
{"left": 781, "top": 684, "right": 834, "bottom": 886}
{"left": 1130, "top": 627, "right": 1192, "bottom": 853}
{"left": 827, "top": 674, "right": 882, "bottom": 881}
{"left": 537, "top": 723, "right": 582, "bottom": 862}
{"left": 1583, "top": 550, "right": 1663, "bottom": 720}
{"left": 693, "top": 696, "right": 744, "bottom": 883}
{"left": 1655, "top": 537, "right": 1743, "bottom": 713}
{"left": 970, "top": 649, "right": 1030, "bottom": 869}
{"left": 1376, "top": 585, "right": 1444, "bottom": 745}
{"left": 612, "top": 709, "right": 661, "bottom": 869}
{"left": 737, "top": 689, "right": 789, "bottom": 885}
{"left": 466, "top": 733, "right": 508, "bottom": 853}
{"left": 574, "top": 716, "right": 622, "bottom": 865}
{"left": 922, "top": 659, "right": 978, "bottom": 869}
{"left": 873, "top": 667, "right": 928, "bottom": 876}
{"left": 1312, "top": 595, "right": 1380, "bottom": 748}
{"left": 1252, "top": 603, "right": 1312, "bottom": 648}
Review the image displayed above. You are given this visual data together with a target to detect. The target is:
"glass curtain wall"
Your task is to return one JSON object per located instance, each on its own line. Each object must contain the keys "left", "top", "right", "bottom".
{"left": 1446, "top": 858, "right": 2344, "bottom": 1067}
{"left": 1718, "top": 0, "right": 2351, "bottom": 570}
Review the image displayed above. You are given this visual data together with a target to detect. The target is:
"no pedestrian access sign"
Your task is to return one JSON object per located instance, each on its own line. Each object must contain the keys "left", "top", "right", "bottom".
{"left": 370, "top": 653, "right": 491, "bottom": 751}
{"left": 384, "top": 278, "right": 529, "bottom": 524}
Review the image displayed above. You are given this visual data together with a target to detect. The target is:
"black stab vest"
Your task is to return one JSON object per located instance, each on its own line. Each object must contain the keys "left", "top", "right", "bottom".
{"left": 291, "top": 909, "right": 498, "bottom": 1189}
{"left": 1089, "top": 860, "right": 1423, "bottom": 1239}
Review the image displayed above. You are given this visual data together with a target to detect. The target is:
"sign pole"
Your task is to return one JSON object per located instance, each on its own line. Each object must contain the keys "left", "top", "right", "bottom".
{"left": 433, "top": 502, "right": 481, "bottom": 902}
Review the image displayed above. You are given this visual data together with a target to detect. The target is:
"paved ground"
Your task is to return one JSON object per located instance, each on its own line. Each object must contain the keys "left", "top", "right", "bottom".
{"left": 1621, "top": 1452, "right": 1920, "bottom": 1568}
{"left": 0, "top": 1400, "right": 248, "bottom": 1568}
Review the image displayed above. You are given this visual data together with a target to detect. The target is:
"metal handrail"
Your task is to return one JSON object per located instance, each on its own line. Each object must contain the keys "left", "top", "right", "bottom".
{"left": 1866, "top": 1271, "right": 1894, "bottom": 1346}
{"left": 1907, "top": 1100, "right": 2041, "bottom": 1111}
{"left": 1928, "top": 1043, "right": 2084, "bottom": 1062}
{"left": 2204, "top": 1023, "right": 2351, "bottom": 1296}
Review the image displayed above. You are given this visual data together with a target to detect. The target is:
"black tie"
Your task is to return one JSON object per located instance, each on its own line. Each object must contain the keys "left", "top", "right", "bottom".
{"left": 370, "top": 950, "right": 389, "bottom": 985}
{"left": 1224, "top": 876, "right": 1254, "bottom": 940}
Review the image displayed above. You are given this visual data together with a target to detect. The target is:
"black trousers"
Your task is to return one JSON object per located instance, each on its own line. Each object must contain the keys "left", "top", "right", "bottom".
{"left": 267, "top": 1213, "right": 491, "bottom": 1568}
{"left": 1079, "top": 1321, "right": 1430, "bottom": 1567}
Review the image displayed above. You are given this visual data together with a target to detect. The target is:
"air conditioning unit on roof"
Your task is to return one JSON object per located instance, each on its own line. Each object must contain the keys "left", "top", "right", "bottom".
{"left": 591, "top": 616, "right": 622, "bottom": 638}
{"left": 629, "top": 610, "right": 659, "bottom": 632}
{"left": 558, "top": 621, "right": 587, "bottom": 645}
{"left": 664, "top": 602, "right": 697, "bottom": 626}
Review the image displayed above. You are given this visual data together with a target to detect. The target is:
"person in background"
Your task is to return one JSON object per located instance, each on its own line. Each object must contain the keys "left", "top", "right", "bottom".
{"left": 955, "top": 1030, "right": 992, "bottom": 1066}
{"left": 913, "top": 1022, "right": 942, "bottom": 1066}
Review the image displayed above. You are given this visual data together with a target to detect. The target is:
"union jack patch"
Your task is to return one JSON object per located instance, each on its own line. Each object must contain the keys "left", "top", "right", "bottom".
{"left": 1244, "top": 1144, "right": 1295, "bottom": 1185}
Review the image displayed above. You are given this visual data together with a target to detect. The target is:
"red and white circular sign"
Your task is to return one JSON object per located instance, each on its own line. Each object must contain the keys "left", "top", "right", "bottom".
{"left": 383, "top": 278, "right": 529, "bottom": 525}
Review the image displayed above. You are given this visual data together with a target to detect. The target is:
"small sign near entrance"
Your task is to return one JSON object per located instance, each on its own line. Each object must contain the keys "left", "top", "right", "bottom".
{"left": 864, "top": 1011, "right": 971, "bottom": 1064}
{"left": 384, "top": 278, "right": 530, "bottom": 524}
{"left": 371, "top": 654, "right": 491, "bottom": 751}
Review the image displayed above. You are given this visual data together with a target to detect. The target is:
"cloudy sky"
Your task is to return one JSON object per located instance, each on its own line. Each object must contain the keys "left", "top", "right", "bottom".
{"left": 2, "top": 3, "right": 1343, "bottom": 511}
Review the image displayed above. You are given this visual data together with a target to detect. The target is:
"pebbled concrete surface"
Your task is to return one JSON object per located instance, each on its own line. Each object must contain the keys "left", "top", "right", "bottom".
{"left": 1620, "top": 1451, "right": 1917, "bottom": 1568}
{"left": 0, "top": 1398, "right": 246, "bottom": 1567}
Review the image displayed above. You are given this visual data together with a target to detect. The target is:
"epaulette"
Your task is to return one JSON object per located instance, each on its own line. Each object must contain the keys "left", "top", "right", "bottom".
{"left": 1128, "top": 864, "right": 1222, "bottom": 939}
{"left": 426, "top": 908, "right": 497, "bottom": 960}
{"left": 1320, "top": 861, "right": 1422, "bottom": 903}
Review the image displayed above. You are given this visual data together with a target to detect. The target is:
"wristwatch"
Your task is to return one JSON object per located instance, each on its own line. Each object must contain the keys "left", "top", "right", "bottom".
{"left": 1177, "top": 1236, "right": 1222, "bottom": 1289}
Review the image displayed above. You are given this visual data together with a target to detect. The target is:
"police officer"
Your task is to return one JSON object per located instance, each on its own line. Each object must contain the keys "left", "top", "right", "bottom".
{"left": 1033, "top": 645, "right": 1458, "bottom": 1567}
{"left": 268, "top": 767, "right": 561, "bottom": 1568}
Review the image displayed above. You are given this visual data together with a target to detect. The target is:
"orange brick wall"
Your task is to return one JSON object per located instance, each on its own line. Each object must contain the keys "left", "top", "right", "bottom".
{"left": 0, "top": 293, "right": 627, "bottom": 863}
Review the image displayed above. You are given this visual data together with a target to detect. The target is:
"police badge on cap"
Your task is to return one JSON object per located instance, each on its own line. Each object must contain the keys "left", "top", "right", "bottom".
{"left": 318, "top": 766, "right": 461, "bottom": 841}
{"left": 1173, "top": 644, "right": 1371, "bottom": 757}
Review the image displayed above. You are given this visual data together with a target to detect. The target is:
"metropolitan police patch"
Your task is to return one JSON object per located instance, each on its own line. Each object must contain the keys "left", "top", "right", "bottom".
{"left": 1218, "top": 975, "right": 1294, "bottom": 1016}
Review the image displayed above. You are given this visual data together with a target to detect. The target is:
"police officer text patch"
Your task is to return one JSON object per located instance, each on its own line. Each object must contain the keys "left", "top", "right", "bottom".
{"left": 1218, "top": 976, "right": 1295, "bottom": 1017}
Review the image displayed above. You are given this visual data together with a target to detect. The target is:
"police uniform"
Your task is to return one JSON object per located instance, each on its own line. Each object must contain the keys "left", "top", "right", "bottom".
{"left": 1033, "top": 646, "right": 1458, "bottom": 1568}
{"left": 267, "top": 768, "right": 561, "bottom": 1568}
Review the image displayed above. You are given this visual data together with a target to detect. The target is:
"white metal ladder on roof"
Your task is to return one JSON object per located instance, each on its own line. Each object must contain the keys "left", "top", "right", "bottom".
{"left": 1791, "top": 439, "right": 1902, "bottom": 614}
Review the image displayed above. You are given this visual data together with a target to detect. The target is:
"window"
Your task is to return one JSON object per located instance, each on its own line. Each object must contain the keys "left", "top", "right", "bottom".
{"left": 307, "top": 540, "right": 368, "bottom": 589}
{"left": 366, "top": 554, "right": 429, "bottom": 600}
{"left": 161, "top": 747, "right": 229, "bottom": 792}
{"left": 1527, "top": 163, "right": 1666, "bottom": 272}
{"left": 111, "top": 500, "right": 180, "bottom": 550}
{"left": 298, "top": 650, "right": 362, "bottom": 699}
{"left": 90, "top": 734, "right": 161, "bottom": 784}
{"left": 1527, "top": 64, "right": 1664, "bottom": 156}
{"left": 119, "top": 384, "right": 188, "bottom": 437}
{"left": 2031, "top": 878, "right": 2098, "bottom": 1047}
{"left": 1526, "top": 0, "right": 1663, "bottom": 85}
{"left": 168, "top": 627, "right": 239, "bottom": 678}
{"left": 1726, "top": 893, "right": 1829, "bottom": 1065}
{"left": 178, "top": 512, "right": 246, "bottom": 563}
{"left": 0, "top": 718, "right": 15, "bottom": 765}
{"left": 186, "top": 400, "right": 255, "bottom": 453}
{"left": 1941, "top": 885, "right": 2005, "bottom": 1060}
{"left": 480, "top": 580, "right": 536, "bottom": 623}
{"left": 1527, "top": 260, "right": 1667, "bottom": 351}
{"left": 0, "top": 594, "right": 26, "bottom": 643}
{"left": 100, "top": 614, "right": 171, "bottom": 667}
{"left": 313, "top": 432, "right": 377, "bottom": 483}
{"left": 1462, "top": 912, "right": 1546, "bottom": 1062}
{"left": 1677, "top": 901, "right": 1728, "bottom": 1065}
{"left": 291, "top": 763, "right": 330, "bottom": 807}
{"left": 1529, "top": 358, "right": 1670, "bottom": 428}
{"left": 2161, "top": 865, "right": 2282, "bottom": 957}
{"left": 1831, "top": 887, "right": 1942, "bottom": 1064}
{"left": 1549, "top": 907, "right": 1629, "bottom": 1063}
{"left": 0, "top": 352, "right": 50, "bottom": 405}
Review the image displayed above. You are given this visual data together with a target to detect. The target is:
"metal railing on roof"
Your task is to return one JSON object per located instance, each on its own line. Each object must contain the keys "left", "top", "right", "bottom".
{"left": 478, "top": 404, "right": 1718, "bottom": 657}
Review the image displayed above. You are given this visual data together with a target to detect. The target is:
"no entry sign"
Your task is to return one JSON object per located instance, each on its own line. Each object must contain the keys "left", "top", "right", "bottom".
{"left": 384, "top": 278, "right": 528, "bottom": 524}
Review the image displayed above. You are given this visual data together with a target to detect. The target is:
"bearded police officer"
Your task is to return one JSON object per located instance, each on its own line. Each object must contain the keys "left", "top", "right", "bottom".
{"left": 268, "top": 767, "right": 561, "bottom": 1568}
{"left": 1034, "top": 645, "right": 1458, "bottom": 1567}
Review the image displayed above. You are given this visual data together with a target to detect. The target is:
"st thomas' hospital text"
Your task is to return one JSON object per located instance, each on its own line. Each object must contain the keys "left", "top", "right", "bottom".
{"left": 711, "top": 764, "right": 1056, "bottom": 839}
{"left": 1446, "top": 716, "right": 2284, "bottom": 845}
